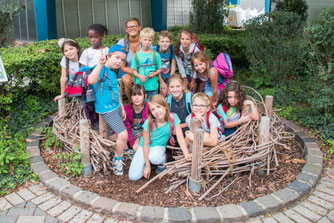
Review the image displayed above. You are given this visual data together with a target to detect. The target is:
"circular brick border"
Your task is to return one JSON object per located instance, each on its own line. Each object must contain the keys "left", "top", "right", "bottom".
{"left": 26, "top": 116, "right": 323, "bottom": 222}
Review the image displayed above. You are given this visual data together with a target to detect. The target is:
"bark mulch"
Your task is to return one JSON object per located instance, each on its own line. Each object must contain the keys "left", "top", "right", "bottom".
{"left": 41, "top": 137, "right": 305, "bottom": 207}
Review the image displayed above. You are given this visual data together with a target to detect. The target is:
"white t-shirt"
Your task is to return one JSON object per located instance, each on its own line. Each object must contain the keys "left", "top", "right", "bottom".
{"left": 60, "top": 56, "right": 80, "bottom": 80}
{"left": 79, "top": 47, "right": 109, "bottom": 67}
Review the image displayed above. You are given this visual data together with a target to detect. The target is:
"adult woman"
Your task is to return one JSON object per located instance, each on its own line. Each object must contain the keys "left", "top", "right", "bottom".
{"left": 117, "top": 18, "right": 142, "bottom": 99}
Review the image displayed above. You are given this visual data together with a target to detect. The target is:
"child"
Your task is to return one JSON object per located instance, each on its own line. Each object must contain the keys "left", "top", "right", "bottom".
{"left": 166, "top": 74, "right": 192, "bottom": 134}
{"left": 129, "top": 94, "right": 191, "bottom": 181}
{"left": 154, "top": 30, "right": 176, "bottom": 96}
{"left": 54, "top": 38, "right": 81, "bottom": 102}
{"left": 124, "top": 84, "right": 148, "bottom": 153}
{"left": 191, "top": 51, "right": 230, "bottom": 108}
{"left": 216, "top": 82, "right": 259, "bottom": 137}
{"left": 174, "top": 28, "right": 201, "bottom": 91}
{"left": 87, "top": 44, "right": 128, "bottom": 176}
{"left": 185, "top": 93, "right": 223, "bottom": 147}
{"left": 131, "top": 27, "right": 163, "bottom": 99}
{"left": 79, "top": 24, "right": 109, "bottom": 67}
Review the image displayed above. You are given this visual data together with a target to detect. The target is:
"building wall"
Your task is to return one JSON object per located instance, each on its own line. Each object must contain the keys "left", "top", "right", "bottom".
{"left": 56, "top": 0, "right": 152, "bottom": 38}
{"left": 167, "top": 0, "right": 191, "bottom": 28}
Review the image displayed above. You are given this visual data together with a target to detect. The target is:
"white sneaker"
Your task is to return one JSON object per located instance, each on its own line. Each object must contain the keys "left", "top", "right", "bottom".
{"left": 113, "top": 158, "right": 124, "bottom": 176}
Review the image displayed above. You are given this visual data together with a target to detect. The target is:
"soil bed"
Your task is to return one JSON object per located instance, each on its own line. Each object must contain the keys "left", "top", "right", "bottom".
{"left": 41, "top": 137, "right": 304, "bottom": 207}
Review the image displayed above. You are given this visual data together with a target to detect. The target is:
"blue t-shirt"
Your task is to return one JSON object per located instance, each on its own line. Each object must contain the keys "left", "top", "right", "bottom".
{"left": 131, "top": 50, "right": 162, "bottom": 91}
{"left": 139, "top": 113, "right": 181, "bottom": 148}
{"left": 117, "top": 38, "right": 141, "bottom": 67}
{"left": 91, "top": 66, "right": 120, "bottom": 114}
{"left": 153, "top": 45, "right": 175, "bottom": 78}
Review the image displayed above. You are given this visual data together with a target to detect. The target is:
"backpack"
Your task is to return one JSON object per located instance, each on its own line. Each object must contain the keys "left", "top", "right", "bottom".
{"left": 213, "top": 53, "right": 234, "bottom": 79}
{"left": 166, "top": 92, "right": 192, "bottom": 115}
{"left": 64, "top": 66, "right": 93, "bottom": 100}
{"left": 178, "top": 34, "right": 205, "bottom": 60}
{"left": 150, "top": 113, "right": 175, "bottom": 146}
{"left": 191, "top": 107, "right": 226, "bottom": 134}
{"left": 192, "top": 34, "right": 205, "bottom": 52}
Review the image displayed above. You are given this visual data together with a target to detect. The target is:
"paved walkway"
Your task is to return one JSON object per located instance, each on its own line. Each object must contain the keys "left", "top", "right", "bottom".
{"left": 0, "top": 167, "right": 333, "bottom": 223}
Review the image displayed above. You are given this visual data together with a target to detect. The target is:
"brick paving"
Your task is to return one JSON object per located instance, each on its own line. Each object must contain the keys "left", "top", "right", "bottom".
{"left": 0, "top": 167, "right": 333, "bottom": 222}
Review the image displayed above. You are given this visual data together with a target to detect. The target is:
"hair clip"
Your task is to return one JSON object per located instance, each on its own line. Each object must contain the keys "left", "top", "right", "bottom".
{"left": 58, "top": 38, "right": 77, "bottom": 47}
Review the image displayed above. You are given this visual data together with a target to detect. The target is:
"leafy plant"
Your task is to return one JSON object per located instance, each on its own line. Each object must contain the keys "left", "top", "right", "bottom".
{"left": 54, "top": 152, "right": 84, "bottom": 177}
{"left": 190, "top": 0, "right": 229, "bottom": 34}
{"left": 244, "top": 11, "right": 305, "bottom": 88}
{"left": 328, "top": 140, "right": 334, "bottom": 155}
{"left": 275, "top": 0, "right": 308, "bottom": 22}
{"left": 39, "top": 127, "right": 62, "bottom": 149}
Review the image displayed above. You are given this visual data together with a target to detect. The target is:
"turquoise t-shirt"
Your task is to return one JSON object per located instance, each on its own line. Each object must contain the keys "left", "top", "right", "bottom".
{"left": 91, "top": 66, "right": 120, "bottom": 114}
{"left": 131, "top": 50, "right": 162, "bottom": 91}
{"left": 139, "top": 113, "right": 181, "bottom": 148}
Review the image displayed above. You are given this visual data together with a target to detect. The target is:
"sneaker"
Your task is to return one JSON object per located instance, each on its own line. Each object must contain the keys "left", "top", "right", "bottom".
{"left": 125, "top": 148, "right": 135, "bottom": 159}
{"left": 113, "top": 158, "right": 124, "bottom": 176}
{"left": 155, "top": 165, "right": 166, "bottom": 174}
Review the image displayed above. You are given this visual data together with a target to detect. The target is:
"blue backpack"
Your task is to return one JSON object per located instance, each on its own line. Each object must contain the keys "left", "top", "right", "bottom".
{"left": 166, "top": 92, "right": 192, "bottom": 115}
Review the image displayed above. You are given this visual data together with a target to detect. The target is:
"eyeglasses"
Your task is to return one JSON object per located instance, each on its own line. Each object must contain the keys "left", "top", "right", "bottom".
{"left": 126, "top": 25, "right": 138, "bottom": 30}
{"left": 192, "top": 104, "right": 209, "bottom": 109}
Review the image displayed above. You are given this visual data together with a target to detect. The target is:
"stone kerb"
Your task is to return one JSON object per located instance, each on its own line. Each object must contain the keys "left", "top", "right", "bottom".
{"left": 26, "top": 116, "right": 323, "bottom": 222}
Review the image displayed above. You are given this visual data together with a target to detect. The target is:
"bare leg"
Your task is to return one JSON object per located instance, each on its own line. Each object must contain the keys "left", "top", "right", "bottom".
{"left": 122, "top": 74, "right": 133, "bottom": 100}
{"left": 115, "top": 130, "right": 128, "bottom": 157}
{"left": 133, "top": 138, "right": 140, "bottom": 152}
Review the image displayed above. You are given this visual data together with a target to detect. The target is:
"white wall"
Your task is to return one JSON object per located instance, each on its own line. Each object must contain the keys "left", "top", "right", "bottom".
{"left": 167, "top": 0, "right": 192, "bottom": 28}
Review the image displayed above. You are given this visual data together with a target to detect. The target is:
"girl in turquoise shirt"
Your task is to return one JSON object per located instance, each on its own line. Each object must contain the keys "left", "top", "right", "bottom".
{"left": 129, "top": 94, "right": 191, "bottom": 181}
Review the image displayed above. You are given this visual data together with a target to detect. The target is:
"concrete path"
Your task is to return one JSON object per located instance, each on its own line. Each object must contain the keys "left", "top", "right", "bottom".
{"left": 0, "top": 167, "right": 333, "bottom": 223}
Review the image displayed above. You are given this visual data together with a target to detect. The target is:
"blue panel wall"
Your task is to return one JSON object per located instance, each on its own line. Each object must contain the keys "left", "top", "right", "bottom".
{"left": 34, "top": 0, "right": 57, "bottom": 41}
{"left": 151, "top": 0, "right": 167, "bottom": 31}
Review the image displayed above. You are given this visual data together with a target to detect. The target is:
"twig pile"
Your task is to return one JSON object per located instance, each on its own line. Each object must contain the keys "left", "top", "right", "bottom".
{"left": 136, "top": 97, "right": 294, "bottom": 200}
{"left": 52, "top": 100, "right": 116, "bottom": 175}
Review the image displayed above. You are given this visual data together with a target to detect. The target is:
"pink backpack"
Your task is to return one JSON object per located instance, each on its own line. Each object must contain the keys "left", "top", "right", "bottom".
{"left": 213, "top": 53, "right": 234, "bottom": 79}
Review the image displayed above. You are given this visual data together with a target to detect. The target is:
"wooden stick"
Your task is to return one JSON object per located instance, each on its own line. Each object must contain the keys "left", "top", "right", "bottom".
{"left": 80, "top": 119, "right": 90, "bottom": 167}
{"left": 265, "top": 95, "right": 273, "bottom": 117}
{"left": 189, "top": 118, "right": 201, "bottom": 153}
{"left": 99, "top": 115, "right": 108, "bottom": 139}
{"left": 189, "top": 128, "right": 204, "bottom": 192}
{"left": 58, "top": 98, "right": 66, "bottom": 118}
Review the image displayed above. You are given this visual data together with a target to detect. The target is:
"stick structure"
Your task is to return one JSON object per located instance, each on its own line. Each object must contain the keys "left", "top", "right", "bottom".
{"left": 58, "top": 98, "right": 66, "bottom": 118}
{"left": 80, "top": 119, "right": 90, "bottom": 167}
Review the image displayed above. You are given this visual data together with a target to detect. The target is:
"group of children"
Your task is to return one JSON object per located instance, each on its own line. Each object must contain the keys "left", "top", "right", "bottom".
{"left": 54, "top": 18, "right": 259, "bottom": 181}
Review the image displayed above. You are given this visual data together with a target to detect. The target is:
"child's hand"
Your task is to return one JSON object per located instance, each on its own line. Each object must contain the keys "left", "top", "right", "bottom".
{"left": 160, "top": 81, "right": 168, "bottom": 96}
{"left": 143, "top": 166, "right": 151, "bottom": 179}
{"left": 239, "top": 115, "right": 251, "bottom": 124}
{"left": 183, "top": 78, "right": 189, "bottom": 90}
{"left": 99, "top": 49, "right": 107, "bottom": 65}
{"left": 189, "top": 79, "right": 197, "bottom": 92}
{"left": 211, "top": 101, "right": 217, "bottom": 109}
{"left": 138, "top": 74, "right": 147, "bottom": 83}
{"left": 193, "top": 114, "right": 205, "bottom": 123}
{"left": 147, "top": 71, "right": 156, "bottom": 78}
{"left": 185, "top": 130, "right": 194, "bottom": 142}
{"left": 184, "top": 152, "right": 192, "bottom": 161}
{"left": 53, "top": 94, "right": 65, "bottom": 102}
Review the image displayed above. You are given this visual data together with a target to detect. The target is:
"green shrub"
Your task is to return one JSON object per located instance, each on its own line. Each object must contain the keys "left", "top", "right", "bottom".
{"left": 303, "top": 6, "right": 334, "bottom": 140}
{"left": 190, "top": 0, "right": 229, "bottom": 34}
{"left": 244, "top": 11, "right": 305, "bottom": 88}
{"left": 275, "top": 0, "right": 308, "bottom": 22}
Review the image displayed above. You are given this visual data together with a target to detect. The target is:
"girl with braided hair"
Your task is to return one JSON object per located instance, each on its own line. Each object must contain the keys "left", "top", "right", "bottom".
{"left": 54, "top": 38, "right": 82, "bottom": 102}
